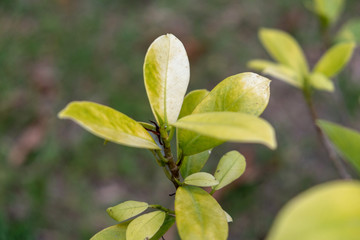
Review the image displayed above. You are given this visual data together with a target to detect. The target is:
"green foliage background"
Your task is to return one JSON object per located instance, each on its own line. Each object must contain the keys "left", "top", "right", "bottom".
{"left": 0, "top": 0, "right": 359, "bottom": 239}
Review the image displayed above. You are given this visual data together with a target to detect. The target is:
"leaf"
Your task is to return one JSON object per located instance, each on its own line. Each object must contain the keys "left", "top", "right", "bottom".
{"left": 212, "top": 151, "right": 246, "bottom": 191}
{"left": 58, "top": 101, "right": 159, "bottom": 149}
{"left": 267, "top": 180, "right": 360, "bottom": 240}
{"left": 174, "top": 112, "right": 277, "bottom": 156}
{"left": 150, "top": 215, "right": 175, "bottom": 240}
{"left": 90, "top": 221, "right": 129, "bottom": 240}
{"left": 313, "top": 42, "right": 355, "bottom": 78}
{"left": 126, "top": 211, "right": 166, "bottom": 240}
{"left": 144, "top": 33, "right": 190, "bottom": 125}
{"left": 179, "top": 89, "right": 209, "bottom": 119}
{"left": 180, "top": 150, "right": 211, "bottom": 178}
{"left": 223, "top": 210, "right": 233, "bottom": 223}
{"left": 336, "top": 18, "right": 360, "bottom": 43}
{"left": 311, "top": 0, "right": 345, "bottom": 27}
{"left": 184, "top": 172, "right": 219, "bottom": 187}
{"left": 107, "top": 201, "right": 149, "bottom": 222}
{"left": 247, "top": 60, "right": 302, "bottom": 88}
{"left": 193, "top": 72, "right": 271, "bottom": 116}
{"left": 317, "top": 120, "right": 360, "bottom": 174}
{"left": 259, "top": 28, "right": 309, "bottom": 77}
{"left": 308, "top": 72, "right": 334, "bottom": 92}
{"left": 175, "top": 186, "right": 228, "bottom": 240}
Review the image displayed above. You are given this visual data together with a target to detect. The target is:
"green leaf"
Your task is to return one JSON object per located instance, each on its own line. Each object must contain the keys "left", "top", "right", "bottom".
{"left": 126, "top": 211, "right": 166, "bottom": 240}
{"left": 174, "top": 112, "right": 277, "bottom": 156}
{"left": 184, "top": 172, "right": 219, "bottom": 187}
{"left": 175, "top": 186, "right": 228, "bottom": 240}
{"left": 193, "top": 72, "right": 270, "bottom": 116}
{"left": 90, "top": 221, "right": 129, "bottom": 240}
{"left": 317, "top": 120, "right": 360, "bottom": 174}
{"left": 180, "top": 150, "right": 211, "bottom": 178}
{"left": 308, "top": 72, "right": 334, "bottom": 92}
{"left": 313, "top": 42, "right": 355, "bottom": 78}
{"left": 107, "top": 201, "right": 149, "bottom": 222}
{"left": 58, "top": 101, "right": 159, "bottom": 149}
{"left": 247, "top": 60, "right": 302, "bottom": 88}
{"left": 311, "top": 0, "right": 345, "bottom": 27}
{"left": 223, "top": 210, "right": 233, "bottom": 223}
{"left": 259, "top": 28, "right": 309, "bottom": 77}
{"left": 336, "top": 18, "right": 360, "bottom": 43}
{"left": 144, "top": 33, "right": 190, "bottom": 125}
{"left": 212, "top": 151, "right": 246, "bottom": 191}
{"left": 179, "top": 89, "right": 209, "bottom": 119}
{"left": 150, "top": 215, "right": 175, "bottom": 240}
{"left": 267, "top": 180, "right": 360, "bottom": 240}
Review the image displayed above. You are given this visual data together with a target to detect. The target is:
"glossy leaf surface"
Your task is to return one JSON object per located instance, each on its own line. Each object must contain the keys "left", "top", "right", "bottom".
{"left": 144, "top": 34, "right": 190, "bottom": 125}
{"left": 308, "top": 72, "right": 334, "bottom": 92}
{"left": 126, "top": 211, "right": 166, "bottom": 240}
{"left": 267, "top": 181, "right": 360, "bottom": 240}
{"left": 150, "top": 215, "right": 175, "bottom": 240}
{"left": 259, "top": 28, "right": 309, "bottom": 77}
{"left": 184, "top": 172, "right": 219, "bottom": 187}
{"left": 213, "top": 151, "right": 246, "bottom": 191}
{"left": 179, "top": 89, "right": 209, "bottom": 119}
{"left": 180, "top": 150, "right": 211, "bottom": 178}
{"left": 107, "top": 201, "right": 148, "bottom": 222}
{"left": 58, "top": 101, "right": 159, "bottom": 149}
{"left": 174, "top": 112, "right": 277, "bottom": 156}
{"left": 317, "top": 120, "right": 360, "bottom": 173}
{"left": 313, "top": 42, "right": 355, "bottom": 78}
{"left": 247, "top": 60, "right": 302, "bottom": 88}
{"left": 175, "top": 186, "right": 228, "bottom": 240}
{"left": 90, "top": 221, "right": 129, "bottom": 240}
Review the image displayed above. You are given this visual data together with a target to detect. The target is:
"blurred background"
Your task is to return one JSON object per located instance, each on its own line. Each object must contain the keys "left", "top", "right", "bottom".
{"left": 0, "top": 0, "right": 359, "bottom": 239}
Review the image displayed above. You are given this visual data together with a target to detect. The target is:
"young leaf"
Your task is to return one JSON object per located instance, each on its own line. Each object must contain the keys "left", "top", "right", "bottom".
{"left": 107, "top": 201, "right": 149, "bottom": 222}
{"left": 313, "top": 42, "right": 355, "bottom": 78}
{"left": 126, "top": 211, "right": 166, "bottom": 240}
{"left": 174, "top": 112, "right": 277, "bottom": 155}
{"left": 90, "top": 221, "right": 129, "bottom": 240}
{"left": 247, "top": 60, "right": 302, "bottom": 88}
{"left": 212, "top": 151, "right": 246, "bottom": 191}
{"left": 58, "top": 101, "right": 159, "bottom": 149}
{"left": 259, "top": 28, "right": 309, "bottom": 77}
{"left": 193, "top": 72, "right": 271, "bottom": 116}
{"left": 144, "top": 33, "right": 190, "bottom": 125}
{"left": 336, "top": 18, "right": 360, "bottom": 43}
{"left": 184, "top": 172, "right": 219, "bottom": 187}
{"left": 267, "top": 181, "right": 360, "bottom": 240}
{"left": 175, "top": 186, "right": 228, "bottom": 240}
{"left": 180, "top": 150, "right": 211, "bottom": 178}
{"left": 149, "top": 215, "right": 175, "bottom": 240}
{"left": 179, "top": 89, "right": 209, "bottom": 119}
{"left": 310, "top": 0, "right": 345, "bottom": 27}
{"left": 223, "top": 210, "right": 233, "bottom": 223}
{"left": 308, "top": 72, "right": 334, "bottom": 92}
{"left": 317, "top": 120, "right": 360, "bottom": 174}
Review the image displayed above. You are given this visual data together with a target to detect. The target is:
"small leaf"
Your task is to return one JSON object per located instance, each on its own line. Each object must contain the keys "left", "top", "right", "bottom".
{"left": 247, "top": 60, "right": 302, "bottom": 88}
{"left": 213, "top": 151, "right": 246, "bottom": 191}
{"left": 184, "top": 172, "right": 219, "bottom": 187}
{"left": 259, "top": 28, "right": 309, "bottom": 77}
{"left": 267, "top": 180, "right": 360, "bottom": 240}
{"left": 193, "top": 72, "right": 271, "bottom": 116}
{"left": 223, "top": 210, "right": 233, "bottom": 223}
{"left": 317, "top": 120, "right": 360, "bottom": 174}
{"left": 313, "top": 42, "right": 355, "bottom": 78}
{"left": 180, "top": 150, "right": 211, "bottom": 178}
{"left": 179, "top": 89, "right": 209, "bottom": 119}
{"left": 58, "top": 101, "right": 159, "bottom": 149}
{"left": 90, "top": 221, "right": 129, "bottom": 240}
{"left": 174, "top": 112, "right": 277, "bottom": 155}
{"left": 107, "top": 201, "right": 149, "bottom": 222}
{"left": 126, "top": 211, "right": 166, "bottom": 240}
{"left": 175, "top": 186, "right": 228, "bottom": 240}
{"left": 150, "top": 215, "right": 175, "bottom": 240}
{"left": 310, "top": 0, "right": 345, "bottom": 27}
{"left": 144, "top": 34, "right": 190, "bottom": 125}
{"left": 336, "top": 18, "right": 360, "bottom": 43}
{"left": 308, "top": 72, "right": 334, "bottom": 92}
